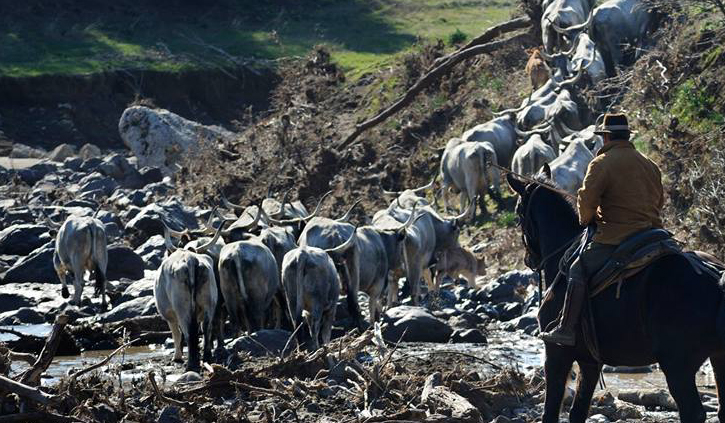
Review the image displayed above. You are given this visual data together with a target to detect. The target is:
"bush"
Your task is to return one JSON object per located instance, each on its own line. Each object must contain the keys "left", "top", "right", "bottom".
{"left": 448, "top": 28, "right": 467, "bottom": 46}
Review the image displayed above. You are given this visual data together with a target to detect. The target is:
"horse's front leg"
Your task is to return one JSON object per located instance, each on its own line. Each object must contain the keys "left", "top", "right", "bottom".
{"left": 568, "top": 361, "right": 602, "bottom": 423}
{"left": 542, "top": 344, "right": 575, "bottom": 423}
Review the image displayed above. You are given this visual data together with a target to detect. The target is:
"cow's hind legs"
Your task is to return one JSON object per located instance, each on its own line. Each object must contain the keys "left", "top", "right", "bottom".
{"left": 202, "top": 312, "right": 214, "bottom": 364}
{"left": 168, "top": 319, "right": 184, "bottom": 364}
{"left": 568, "top": 361, "right": 602, "bottom": 423}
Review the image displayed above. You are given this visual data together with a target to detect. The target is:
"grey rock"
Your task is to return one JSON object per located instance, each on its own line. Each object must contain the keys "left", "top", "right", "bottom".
{"left": 79, "top": 157, "right": 103, "bottom": 173}
{"left": 125, "top": 198, "right": 200, "bottom": 240}
{"left": 139, "top": 167, "right": 164, "bottom": 186}
{"left": 3, "top": 242, "right": 57, "bottom": 284}
{"left": 119, "top": 106, "right": 236, "bottom": 175}
{"left": 79, "top": 143, "right": 102, "bottom": 161}
{"left": 0, "top": 224, "right": 51, "bottom": 255}
{"left": 506, "top": 310, "right": 539, "bottom": 332}
{"left": 10, "top": 144, "right": 46, "bottom": 158}
{"left": 174, "top": 371, "right": 202, "bottom": 384}
{"left": 63, "top": 157, "right": 83, "bottom": 172}
{"left": 449, "top": 328, "right": 487, "bottom": 344}
{"left": 157, "top": 405, "right": 182, "bottom": 423}
{"left": 0, "top": 307, "right": 46, "bottom": 325}
{"left": 228, "top": 329, "right": 296, "bottom": 357}
{"left": 474, "top": 281, "right": 515, "bottom": 303}
{"left": 120, "top": 278, "right": 155, "bottom": 303}
{"left": 46, "top": 143, "right": 76, "bottom": 162}
{"left": 497, "top": 269, "right": 537, "bottom": 288}
{"left": 97, "top": 296, "right": 156, "bottom": 323}
{"left": 382, "top": 306, "right": 453, "bottom": 343}
{"left": 135, "top": 235, "right": 166, "bottom": 269}
{"left": 76, "top": 172, "right": 118, "bottom": 197}
{"left": 0, "top": 283, "right": 64, "bottom": 312}
{"left": 496, "top": 302, "right": 523, "bottom": 322}
{"left": 448, "top": 312, "right": 487, "bottom": 329}
{"left": 106, "top": 245, "right": 145, "bottom": 281}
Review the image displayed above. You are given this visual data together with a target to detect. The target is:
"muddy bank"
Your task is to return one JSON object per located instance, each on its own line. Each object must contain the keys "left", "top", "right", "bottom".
{"left": 0, "top": 65, "right": 279, "bottom": 152}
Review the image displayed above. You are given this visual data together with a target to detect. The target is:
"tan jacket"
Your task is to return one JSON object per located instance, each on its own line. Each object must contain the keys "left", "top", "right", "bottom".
{"left": 577, "top": 140, "right": 664, "bottom": 245}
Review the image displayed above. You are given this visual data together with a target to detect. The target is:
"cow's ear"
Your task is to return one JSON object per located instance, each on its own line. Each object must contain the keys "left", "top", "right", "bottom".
{"left": 507, "top": 174, "right": 527, "bottom": 195}
{"left": 542, "top": 162, "right": 552, "bottom": 180}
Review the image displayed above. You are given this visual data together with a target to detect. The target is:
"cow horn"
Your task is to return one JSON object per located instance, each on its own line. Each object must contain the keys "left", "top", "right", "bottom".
{"left": 161, "top": 222, "right": 178, "bottom": 253}
{"left": 446, "top": 196, "right": 476, "bottom": 222}
{"left": 515, "top": 124, "right": 551, "bottom": 137}
{"left": 237, "top": 205, "right": 263, "bottom": 230}
{"left": 193, "top": 218, "right": 232, "bottom": 254}
{"left": 336, "top": 199, "right": 363, "bottom": 223}
{"left": 410, "top": 175, "right": 437, "bottom": 194}
{"left": 221, "top": 194, "right": 246, "bottom": 212}
{"left": 199, "top": 206, "right": 219, "bottom": 235}
{"left": 324, "top": 229, "right": 357, "bottom": 255}
{"left": 551, "top": 8, "right": 594, "bottom": 34}
{"left": 267, "top": 190, "right": 332, "bottom": 225}
{"left": 558, "top": 63, "right": 586, "bottom": 86}
{"left": 494, "top": 104, "right": 527, "bottom": 116}
{"left": 271, "top": 188, "right": 294, "bottom": 217}
{"left": 393, "top": 202, "right": 419, "bottom": 232}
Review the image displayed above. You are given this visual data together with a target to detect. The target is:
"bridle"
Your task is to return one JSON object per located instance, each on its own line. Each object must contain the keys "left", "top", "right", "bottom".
{"left": 516, "top": 182, "right": 578, "bottom": 300}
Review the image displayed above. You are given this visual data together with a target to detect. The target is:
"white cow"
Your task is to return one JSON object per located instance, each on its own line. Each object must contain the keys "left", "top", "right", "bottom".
{"left": 53, "top": 215, "right": 108, "bottom": 308}
{"left": 547, "top": 138, "right": 595, "bottom": 195}
{"left": 512, "top": 134, "right": 558, "bottom": 177}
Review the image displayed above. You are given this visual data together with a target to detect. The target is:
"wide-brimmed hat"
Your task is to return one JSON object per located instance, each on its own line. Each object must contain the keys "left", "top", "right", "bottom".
{"left": 594, "top": 113, "right": 630, "bottom": 135}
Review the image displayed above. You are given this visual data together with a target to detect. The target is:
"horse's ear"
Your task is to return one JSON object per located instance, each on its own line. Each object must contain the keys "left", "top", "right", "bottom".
{"left": 507, "top": 174, "right": 526, "bottom": 195}
{"left": 542, "top": 162, "right": 552, "bottom": 180}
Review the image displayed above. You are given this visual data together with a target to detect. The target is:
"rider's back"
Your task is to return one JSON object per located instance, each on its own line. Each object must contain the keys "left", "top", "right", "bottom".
{"left": 578, "top": 140, "right": 664, "bottom": 245}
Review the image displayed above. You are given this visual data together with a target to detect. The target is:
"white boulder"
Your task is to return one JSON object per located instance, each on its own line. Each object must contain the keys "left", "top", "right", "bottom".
{"left": 118, "top": 106, "right": 236, "bottom": 175}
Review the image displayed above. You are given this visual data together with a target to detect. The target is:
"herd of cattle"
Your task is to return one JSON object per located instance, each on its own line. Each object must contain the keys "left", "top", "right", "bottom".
{"left": 438, "top": 0, "right": 660, "bottom": 219}
{"left": 47, "top": 0, "right": 660, "bottom": 372}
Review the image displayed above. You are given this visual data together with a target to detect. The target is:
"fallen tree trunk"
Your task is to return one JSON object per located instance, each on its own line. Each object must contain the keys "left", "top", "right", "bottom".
{"left": 337, "top": 30, "right": 531, "bottom": 150}
{"left": 432, "top": 16, "right": 532, "bottom": 68}
{"left": 0, "top": 375, "right": 60, "bottom": 406}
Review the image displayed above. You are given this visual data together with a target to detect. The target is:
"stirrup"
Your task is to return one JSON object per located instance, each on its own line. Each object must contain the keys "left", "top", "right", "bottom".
{"left": 540, "top": 328, "right": 576, "bottom": 346}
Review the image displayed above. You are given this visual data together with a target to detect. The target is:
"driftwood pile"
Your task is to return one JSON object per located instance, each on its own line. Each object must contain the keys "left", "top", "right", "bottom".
{"left": 0, "top": 320, "right": 538, "bottom": 422}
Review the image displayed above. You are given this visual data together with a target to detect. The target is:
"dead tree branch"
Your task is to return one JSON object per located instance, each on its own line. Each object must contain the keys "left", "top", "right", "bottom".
{"left": 20, "top": 315, "right": 69, "bottom": 386}
{"left": 337, "top": 30, "right": 531, "bottom": 151}
{"left": 0, "top": 375, "right": 61, "bottom": 406}
{"left": 69, "top": 338, "right": 139, "bottom": 383}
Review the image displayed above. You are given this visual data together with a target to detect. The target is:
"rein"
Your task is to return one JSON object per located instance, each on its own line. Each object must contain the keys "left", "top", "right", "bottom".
{"left": 489, "top": 163, "right": 577, "bottom": 200}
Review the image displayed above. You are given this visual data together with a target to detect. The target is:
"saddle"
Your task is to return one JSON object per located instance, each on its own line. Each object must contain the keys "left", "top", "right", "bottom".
{"left": 563, "top": 229, "right": 725, "bottom": 298}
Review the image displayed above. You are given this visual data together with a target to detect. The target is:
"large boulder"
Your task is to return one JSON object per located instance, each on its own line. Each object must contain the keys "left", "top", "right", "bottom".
{"left": 2, "top": 242, "right": 57, "bottom": 284}
{"left": 106, "top": 245, "right": 145, "bottom": 281}
{"left": 74, "top": 172, "right": 119, "bottom": 197}
{"left": 10, "top": 143, "right": 46, "bottom": 158}
{"left": 382, "top": 306, "right": 453, "bottom": 343}
{"left": 0, "top": 224, "right": 51, "bottom": 255}
{"left": 0, "top": 307, "right": 46, "bottom": 325}
{"left": 119, "top": 106, "right": 236, "bottom": 175}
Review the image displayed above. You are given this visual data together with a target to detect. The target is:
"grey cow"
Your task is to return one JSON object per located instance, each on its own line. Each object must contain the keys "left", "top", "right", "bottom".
{"left": 218, "top": 238, "right": 281, "bottom": 335}
{"left": 155, "top": 223, "right": 225, "bottom": 372}
{"left": 439, "top": 137, "right": 500, "bottom": 220}
{"left": 53, "top": 214, "right": 109, "bottom": 308}
{"left": 281, "top": 232, "right": 356, "bottom": 349}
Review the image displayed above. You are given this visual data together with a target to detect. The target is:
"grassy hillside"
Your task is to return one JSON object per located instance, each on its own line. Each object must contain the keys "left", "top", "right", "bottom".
{"left": 0, "top": 0, "right": 516, "bottom": 79}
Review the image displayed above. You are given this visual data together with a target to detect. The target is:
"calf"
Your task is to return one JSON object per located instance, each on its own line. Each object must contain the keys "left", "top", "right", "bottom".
{"left": 53, "top": 215, "right": 109, "bottom": 308}
{"left": 432, "top": 246, "right": 487, "bottom": 290}
{"left": 155, "top": 224, "right": 225, "bottom": 372}
{"left": 525, "top": 48, "right": 550, "bottom": 90}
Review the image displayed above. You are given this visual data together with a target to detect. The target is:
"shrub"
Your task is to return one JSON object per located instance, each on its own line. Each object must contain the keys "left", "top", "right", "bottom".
{"left": 448, "top": 28, "right": 467, "bottom": 46}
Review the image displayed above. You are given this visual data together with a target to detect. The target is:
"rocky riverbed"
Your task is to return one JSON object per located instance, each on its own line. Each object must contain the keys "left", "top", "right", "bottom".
{"left": 0, "top": 119, "right": 720, "bottom": 422}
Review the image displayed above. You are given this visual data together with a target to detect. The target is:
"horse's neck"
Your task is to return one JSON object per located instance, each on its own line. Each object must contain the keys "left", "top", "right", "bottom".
{"left": 538, "top": 212, "right": 580, "bottom": 286}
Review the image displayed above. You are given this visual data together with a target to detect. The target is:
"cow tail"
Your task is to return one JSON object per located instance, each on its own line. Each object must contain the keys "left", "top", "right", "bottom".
{"left": 233, "top": 254, "right": 248, "bottom": 302}
{"left": 186, "top": 256, "right": 201, "bottom": 371}
{"left": 90, "top": 226, "right": 104, "bottom": 296}
{"left": 294, "top": 253, "right": 306, "bottom": 320}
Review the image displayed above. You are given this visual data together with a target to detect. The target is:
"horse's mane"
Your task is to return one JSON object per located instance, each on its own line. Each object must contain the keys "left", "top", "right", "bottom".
{"left": 531, "top": 174, "right": 578, "bottom": 220}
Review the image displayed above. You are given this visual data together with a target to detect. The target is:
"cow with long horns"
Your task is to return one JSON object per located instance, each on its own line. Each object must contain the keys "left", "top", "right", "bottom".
{"left": 155, "top": 220, "right": 228, "bottom": 372}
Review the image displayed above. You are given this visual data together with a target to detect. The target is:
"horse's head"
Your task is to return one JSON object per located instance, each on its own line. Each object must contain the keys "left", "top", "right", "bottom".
{"left": 507, "top": 164, "right": 579, "bottom": 274}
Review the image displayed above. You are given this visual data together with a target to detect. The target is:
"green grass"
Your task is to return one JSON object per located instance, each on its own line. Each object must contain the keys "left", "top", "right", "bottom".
{"left": 671, "top": 79, "right": 725, "bottom": 133}
{"left": 0, "top": 0, "right": 515, "bottom": 78}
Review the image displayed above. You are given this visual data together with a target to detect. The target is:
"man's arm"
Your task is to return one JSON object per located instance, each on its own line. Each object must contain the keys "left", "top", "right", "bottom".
{"left": 577, "top": 158, "right": 607, "bottom": 226}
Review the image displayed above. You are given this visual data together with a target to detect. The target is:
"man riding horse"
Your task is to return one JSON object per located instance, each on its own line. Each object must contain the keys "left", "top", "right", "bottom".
{"left": 541, "top": 113, "right": 665, "bottom": 346}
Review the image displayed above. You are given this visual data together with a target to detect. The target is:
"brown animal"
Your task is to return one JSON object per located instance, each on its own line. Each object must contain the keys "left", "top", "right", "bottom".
{"left": 525, "top": 48, "right": 550, "bottom": 90}
{"left": 430, "top": 246, "right": 486, "bottom": 290}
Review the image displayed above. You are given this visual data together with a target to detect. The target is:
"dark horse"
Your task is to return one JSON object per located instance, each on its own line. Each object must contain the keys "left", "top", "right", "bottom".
{"left": 507, "top": 169, "right": 725, "bottom": 423}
